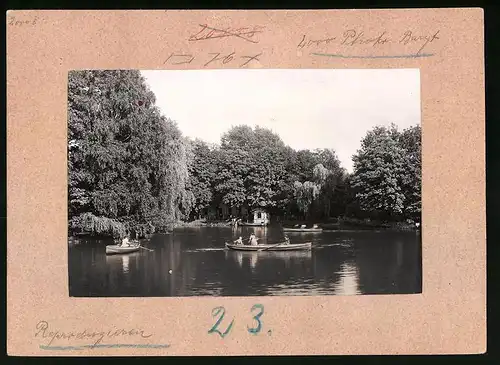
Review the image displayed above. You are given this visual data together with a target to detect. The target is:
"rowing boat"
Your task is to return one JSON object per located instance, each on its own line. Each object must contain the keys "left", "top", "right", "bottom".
{"left": 238, "top": 222, "right": 268, "bottom": 226}
{"left": 282, "top": 227, "right": 323, "bottom": 232}
{"left": 225, "top": 241, "right": 312, "bottom": 251}
{"left": 106, "top": 242, "right": 140, "bottom": 255}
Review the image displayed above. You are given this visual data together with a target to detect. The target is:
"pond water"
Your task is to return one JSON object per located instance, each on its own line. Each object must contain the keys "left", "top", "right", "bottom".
{"left": 68, "top": 226, "right": 422, "bottom": 297}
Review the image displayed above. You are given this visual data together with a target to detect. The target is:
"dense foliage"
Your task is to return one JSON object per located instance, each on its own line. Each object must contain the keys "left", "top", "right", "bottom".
{"left": 68, "top": 71, "right": 422, "bottom": 238}
{"left": 68, "top": 70, "right": 193, "bottom": 237}
{"left": 185, "top": 123, "right": 421, "bottom": 223}
{"left": 350, "top": 124, "right": 421, "bottom": 221}
{"left": 183, "top": 126, "right": 351, "bottom": 221}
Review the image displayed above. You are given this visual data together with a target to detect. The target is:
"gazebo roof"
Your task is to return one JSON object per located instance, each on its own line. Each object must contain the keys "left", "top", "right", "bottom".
{"left": 251, "top": 208, "right": 268, "bottom": 213}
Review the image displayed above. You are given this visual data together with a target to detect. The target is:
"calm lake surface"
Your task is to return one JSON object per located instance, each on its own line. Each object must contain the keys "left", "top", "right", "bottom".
{"left": 68, "top": 226, "right": 422, "bottom": 297}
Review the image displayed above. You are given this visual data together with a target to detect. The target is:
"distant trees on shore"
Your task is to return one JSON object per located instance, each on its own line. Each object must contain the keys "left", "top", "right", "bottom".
{"left": 68, "top": 70, "right": 421, "bottom": 238}
{"left": 187, "top": 126, "right": 346, "bottom": 222}
{"left": 187, "top": 123, "right": 421, "bottom": 224}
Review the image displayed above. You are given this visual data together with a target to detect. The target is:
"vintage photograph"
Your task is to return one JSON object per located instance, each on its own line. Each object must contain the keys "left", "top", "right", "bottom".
{"left": 68, "top": 68, "right": 422, "bottom": 297}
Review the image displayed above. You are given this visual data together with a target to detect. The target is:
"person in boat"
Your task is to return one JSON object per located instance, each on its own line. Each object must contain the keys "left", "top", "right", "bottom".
{"left": 248, "top": 233, "right": 258, "bottom": 246}
{"left": 312, "top": 224, "right": 319, "bottom": 229}
{"left": 283, "top": 235, "right": 290, "bottom": 245}
{"left": 121, "top": 234, "right": 131, "bottom": 247}
{"left": 234, "top": 236, "right": 243, "bottom": 245}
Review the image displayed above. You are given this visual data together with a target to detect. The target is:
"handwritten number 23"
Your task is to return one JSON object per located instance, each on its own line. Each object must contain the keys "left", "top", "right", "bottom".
{"left": 208, "top": 304, "right": 264, "bottom": 338}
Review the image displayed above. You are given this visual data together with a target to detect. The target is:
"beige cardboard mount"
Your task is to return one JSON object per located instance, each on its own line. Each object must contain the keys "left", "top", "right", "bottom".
{"left": 6, "top": 9, "right": 485, "bottom": 356}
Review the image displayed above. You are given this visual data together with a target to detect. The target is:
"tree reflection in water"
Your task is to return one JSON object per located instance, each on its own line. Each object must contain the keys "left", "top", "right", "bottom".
{"left": 69, "top": 227, "right": 421, "bottom": 297}
{"left": 226, "top": 250, "right": 313, "bottom": 271}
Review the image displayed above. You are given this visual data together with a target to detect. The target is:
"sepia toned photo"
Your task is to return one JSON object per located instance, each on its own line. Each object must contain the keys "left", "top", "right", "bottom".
{"left": 68, "top": 68, "right": 422, "bottom": 297}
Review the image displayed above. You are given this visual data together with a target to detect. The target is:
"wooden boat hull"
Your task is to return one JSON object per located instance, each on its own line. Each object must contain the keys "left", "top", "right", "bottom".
{"left": 106, "top": 244, "right": 140, "bottom": 255}
{"left": 238, "top": 222, "right": 268, "bottom": 226}
{"left": 225, "top": 242, "right": 312, "bottom": 251}
{"left": 282, "top": 228, "right": 323, "bottom": 232}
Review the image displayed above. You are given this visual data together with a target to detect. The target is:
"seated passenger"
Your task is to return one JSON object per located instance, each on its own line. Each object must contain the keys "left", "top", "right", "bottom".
{"left": 121, "top": 236, "right": 130, "bottom": 247}
{"left": 248, "top": 233, "right": 258, "bottom": 246}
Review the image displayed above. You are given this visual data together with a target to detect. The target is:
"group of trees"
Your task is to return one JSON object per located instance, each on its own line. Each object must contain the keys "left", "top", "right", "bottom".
{"left": 68, "top": 70, "right": 421, "bottom": 238}
{"left": 186, "top": 123, "right": 421, "bottom": 224}
{"left": 187, "top": 126, "right": 346, "bottom": 221}
{"left": 350, "top": 124, "right": 421, "bottom": 221}
{"left": 68, "top": 70, "right": 194, "bottom": 238}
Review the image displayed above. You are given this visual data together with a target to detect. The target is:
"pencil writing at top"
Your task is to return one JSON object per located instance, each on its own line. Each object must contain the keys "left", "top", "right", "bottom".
{"left": 240, "top": 53, "right": 263, "bottom": 67}
{"left": 7, "top": 15, "right": 39, "bottom": 26}
{"left": 299, "top": 29, "right": 440, "bottom": 58}
{"left": 164, "top": 53, "right": 195, "bottom": 65}
{"left": 188, "top": 24, "right": 265, "bottom": 44}
{"left": 164, "top": 51, "right": 263, "bottom": 68}
{"left": 399, "top": 30, "right": 440, "bottom": 55}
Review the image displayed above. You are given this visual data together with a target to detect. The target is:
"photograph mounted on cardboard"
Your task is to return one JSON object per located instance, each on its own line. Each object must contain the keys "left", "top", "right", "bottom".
{"left": 68, "top": 68, "right": 422, "bottom": 297}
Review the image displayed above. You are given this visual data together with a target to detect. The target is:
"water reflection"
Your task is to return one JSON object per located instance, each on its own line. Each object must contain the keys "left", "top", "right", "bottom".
{"left": 333, "top": 262, "right": 361, "bottom": 295}
{"left": 105, "top": 251, "right": 141, "bottom": 274}
{"left": 225, "top": 250, "right": 314, "bottom": 273}
{"left": 122, "top": 255, "right": 129, "bottom": 273}
{"left": 249, "top": 252, "right": 258, "bottom": 270}
{"left": 69, "top": 227, "right": 421, "bottom": 297}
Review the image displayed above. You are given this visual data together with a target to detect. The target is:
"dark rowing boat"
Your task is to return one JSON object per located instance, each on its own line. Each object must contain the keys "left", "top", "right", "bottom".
{"left": 225, "top": 241, "right": 312, "bottom": 251}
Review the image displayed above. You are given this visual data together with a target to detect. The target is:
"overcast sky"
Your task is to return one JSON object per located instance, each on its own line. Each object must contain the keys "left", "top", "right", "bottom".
{"left": 141, "top": 69, "right": 420, "bottom": 172}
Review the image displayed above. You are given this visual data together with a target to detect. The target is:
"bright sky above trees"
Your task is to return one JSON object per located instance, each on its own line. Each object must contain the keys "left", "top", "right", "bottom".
{"left": 141, "top": 69, "right": 421, "bottom": 172}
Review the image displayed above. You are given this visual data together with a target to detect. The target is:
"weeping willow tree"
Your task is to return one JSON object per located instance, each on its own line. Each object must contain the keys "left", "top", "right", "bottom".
{"left": 292, "top": 181, "right": 320, "bottom": 220}
{"left": 68, "top": 70, "right": 193, "bottom": 237}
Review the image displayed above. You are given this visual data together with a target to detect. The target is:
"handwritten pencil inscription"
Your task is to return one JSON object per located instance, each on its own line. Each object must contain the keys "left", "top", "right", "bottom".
{"left": 299, "top": 29, "right": 441, "bottom": 58}
{"left": 164, "top": 51, "right": 262, "bottom": 68}
{"left": 399, "top": 30, "right": 440, "bottom": 55}
{"left": 34, "top": 320, "right": 157, "bottom": 349}
{"left": 164, "top": 53, "right": 195, "bottom": 65}
{"left": 189, "top": 24, "right": 265, "bottom": 44}
{"left": 7, "top": 15, "right": 39, "bottom": 26}
{"left": 340, "top": 30, "right": 391, "bottom": 47}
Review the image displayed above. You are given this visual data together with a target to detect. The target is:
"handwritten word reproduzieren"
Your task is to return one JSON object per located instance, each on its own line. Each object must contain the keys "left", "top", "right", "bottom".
{"left": 34, "top": 320, "right": 153, "bottom": 347}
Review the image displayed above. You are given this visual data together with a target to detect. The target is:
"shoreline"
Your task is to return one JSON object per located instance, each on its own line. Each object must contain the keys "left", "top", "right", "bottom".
{"left": 173, "top": 221, "right": 419, "bottom": 232}
{"left": 68, "top": 226, "right": 418, "bottom": 243}
{"left": 69, "top": 218, "right": 419, "bottom": 240}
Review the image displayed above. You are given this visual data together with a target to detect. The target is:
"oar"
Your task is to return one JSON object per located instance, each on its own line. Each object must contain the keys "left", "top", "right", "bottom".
{"left": 138, "top": 245, "right": 154, "bottom": 252}
{"left": 258, "top": 242, "right": 283, "bottom": 251}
